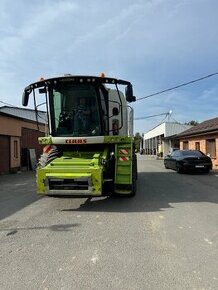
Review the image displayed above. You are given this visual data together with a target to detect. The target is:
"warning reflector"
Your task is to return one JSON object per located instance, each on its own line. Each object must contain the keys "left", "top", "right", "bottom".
{"left": 119, "top": 149, "right": 129, "bottom": 155}
{"left": 119, "top": 156, "right": 129, "bottom": 162}
{"left": 43, "top": 145, "right": 53, "bottom": 154}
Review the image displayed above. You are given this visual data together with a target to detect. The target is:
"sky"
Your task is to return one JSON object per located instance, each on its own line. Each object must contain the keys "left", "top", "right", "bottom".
{"left": 1, "top": 0, "right": 218, "bottom": 134}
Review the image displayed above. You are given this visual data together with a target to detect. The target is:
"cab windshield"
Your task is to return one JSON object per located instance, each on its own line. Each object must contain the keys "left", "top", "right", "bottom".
{"left": 50, "top": 83, "right": 105, "bottom": 137}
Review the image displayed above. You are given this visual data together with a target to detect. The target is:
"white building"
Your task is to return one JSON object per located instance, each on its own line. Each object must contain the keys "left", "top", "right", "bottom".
{"left": 143, "top": 122, "right": 192, "bottom": 157}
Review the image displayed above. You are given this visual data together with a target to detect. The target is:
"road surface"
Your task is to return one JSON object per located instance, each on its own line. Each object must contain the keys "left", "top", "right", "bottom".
{"left": 0, "top": 155, "right": 217, "bottom": 290}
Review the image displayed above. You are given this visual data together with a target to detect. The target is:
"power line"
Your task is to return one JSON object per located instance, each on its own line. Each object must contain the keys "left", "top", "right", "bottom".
{"left": 0, "top": 100, "right": 27, "bottom": 111}
{"left": 134, "top": 111, "right": 170, "bottom": 120}
{"left": 2, "top": 71, "right": 218, "bottom": 106}
{"left": 136, "top": 72, "right": 218, "bottom": 102}
{"left": 0, "top": 100, "right": 20, "bottom": 108}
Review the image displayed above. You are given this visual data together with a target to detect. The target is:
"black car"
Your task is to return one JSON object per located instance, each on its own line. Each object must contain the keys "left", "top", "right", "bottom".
{"left": 164, "top": 150, "right": 212, "bottom": 173}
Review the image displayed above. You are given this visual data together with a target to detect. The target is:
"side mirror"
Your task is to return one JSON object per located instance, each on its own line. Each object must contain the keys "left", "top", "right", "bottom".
{"left": 22, "top": 90, "right": 30, "bottom": 106}
{"left": 112, "top": 107, "right": 119, "bottom": 116}
{"left": 125, "top": 84, "right": 136, "bottom": 102}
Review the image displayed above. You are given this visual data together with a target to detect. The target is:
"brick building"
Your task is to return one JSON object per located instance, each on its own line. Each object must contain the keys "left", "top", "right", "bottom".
{"left": 177, "top": 117, "right": 218, "bottom": 170}
{"left": 0, "top": 106, "right": 47, "bottom": 174}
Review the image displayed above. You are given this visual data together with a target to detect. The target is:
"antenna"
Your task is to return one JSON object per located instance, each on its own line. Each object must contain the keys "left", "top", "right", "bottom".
{"left": 167, "top": 110, "right": 173, "bottom": 122}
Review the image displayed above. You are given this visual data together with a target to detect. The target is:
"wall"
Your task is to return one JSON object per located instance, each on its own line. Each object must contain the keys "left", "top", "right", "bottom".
{"left": 144, "top": 123, "right": 165, "bottom": 139}
{"left": 0, "top": 114, "right": 45, "bottom": 136}
{"left": 163, "top": 140, "right": 170, "bottom": 156}
{"left": 21, "top": 127, "right": 44, "bottom": 161}
{"left": 0, "top": 114, "right": 46, "bottom": 173}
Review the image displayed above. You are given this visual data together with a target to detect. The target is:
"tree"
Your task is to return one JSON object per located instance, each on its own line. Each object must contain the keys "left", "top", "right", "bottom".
{"left": 185, "top": 120, "right": 199, "bottom": 126}
{"left": 134, "top": 132, "right": 142, "bottom": 152}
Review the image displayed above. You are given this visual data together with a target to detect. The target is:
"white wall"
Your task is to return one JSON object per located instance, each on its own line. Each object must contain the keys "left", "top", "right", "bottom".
{"left": 144, "top": 122, "right": 192, "bottom": 140}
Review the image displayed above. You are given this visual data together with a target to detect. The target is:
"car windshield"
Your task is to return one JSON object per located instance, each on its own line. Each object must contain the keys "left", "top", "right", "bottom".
{"left": 182, "top": 150, "right": 205, "bottom": 157}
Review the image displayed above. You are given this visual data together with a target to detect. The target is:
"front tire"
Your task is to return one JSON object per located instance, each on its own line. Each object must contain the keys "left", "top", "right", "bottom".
{"left": 164, "top": 162, "right": 169, "bottom": 169}
{"left": 176, "top": 162, "right": 183, "bottom": 173}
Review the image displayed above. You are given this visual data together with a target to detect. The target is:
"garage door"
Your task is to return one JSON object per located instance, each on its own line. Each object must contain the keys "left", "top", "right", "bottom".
{"left": 0, "top": 135, "right": 10, "bottom": 173}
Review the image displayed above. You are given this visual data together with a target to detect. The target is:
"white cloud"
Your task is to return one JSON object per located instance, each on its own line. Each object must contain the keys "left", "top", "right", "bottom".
{"left": 21, "top": 1, "right": 79, "bottom": 39}
{"left": 0, "top": 0, "right": 218, "bottom": 133}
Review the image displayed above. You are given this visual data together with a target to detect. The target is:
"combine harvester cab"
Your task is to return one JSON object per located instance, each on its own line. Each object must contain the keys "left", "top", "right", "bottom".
{"left": 22, "top": 74, "right": 137, "bottom": 197}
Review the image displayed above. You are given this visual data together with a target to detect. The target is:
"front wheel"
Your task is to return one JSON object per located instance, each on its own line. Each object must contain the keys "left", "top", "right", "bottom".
{"left": 164, "top": 162, "right": 169, "bottom": 169}
{"left": 130, "top": 171, "right": 137, "bottom": 197}
{"left": 176, "top": 163, "right": 183, "bottom": 173}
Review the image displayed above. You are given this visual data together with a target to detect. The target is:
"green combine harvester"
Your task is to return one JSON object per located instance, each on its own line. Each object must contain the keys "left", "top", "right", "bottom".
{"left": 22, "top": 74, "right": 137, "bottom": 197}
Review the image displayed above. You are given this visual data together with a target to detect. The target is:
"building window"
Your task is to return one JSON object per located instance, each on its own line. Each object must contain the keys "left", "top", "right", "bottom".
{"left": 195, "top": 142, "right": 200, "bottom": 151}
{"left": 183, "top": 141, "right": 188, "bottom": 150}
{"left": 14, "top": 140, "right": 18, "bottom": 159}
{"left": 206, "top": 139, "right": 216, "bottom": 158}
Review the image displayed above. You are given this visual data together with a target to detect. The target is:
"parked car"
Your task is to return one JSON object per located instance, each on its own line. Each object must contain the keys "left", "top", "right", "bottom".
{"left": 164, "top": 150, "right": 212, "bottom": 173}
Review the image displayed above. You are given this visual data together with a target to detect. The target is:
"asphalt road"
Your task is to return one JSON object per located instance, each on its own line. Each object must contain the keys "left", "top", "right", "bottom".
{"left": 0, "top": 155, "right": 218, "bottom": 290}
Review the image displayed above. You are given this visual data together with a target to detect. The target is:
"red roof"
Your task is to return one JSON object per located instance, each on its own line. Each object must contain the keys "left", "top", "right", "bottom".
{"left": 177, "top": 117, "right": 218, "bottom": 138}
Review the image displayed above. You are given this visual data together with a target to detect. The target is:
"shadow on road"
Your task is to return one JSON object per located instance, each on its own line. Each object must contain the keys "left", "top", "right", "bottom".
{"left": 0, "top": 172, "right": 40, "bottom": 220}
{"left": 1, "top": 169, "right": 218, "bottom": 218}
{"left": 61, "top": 171, "right": 218, "bottom": 213}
